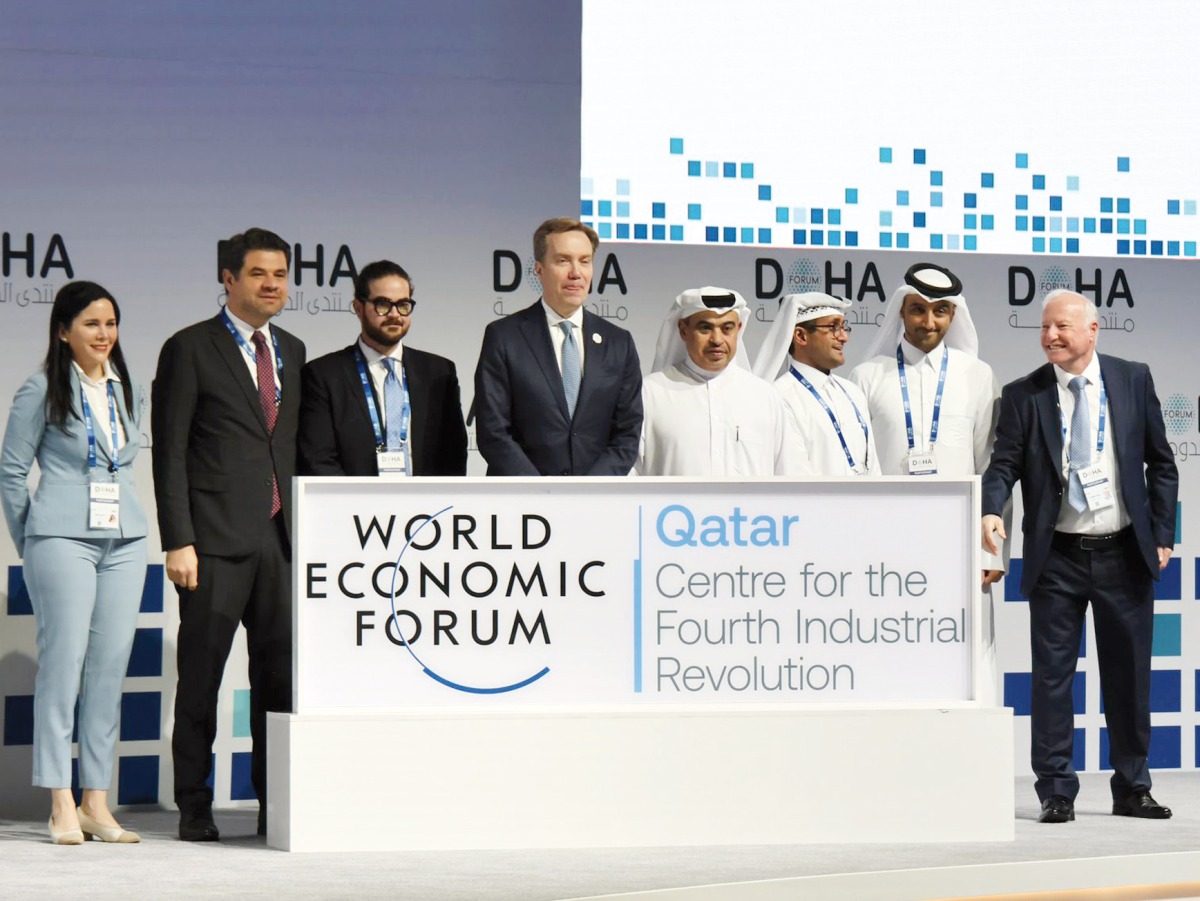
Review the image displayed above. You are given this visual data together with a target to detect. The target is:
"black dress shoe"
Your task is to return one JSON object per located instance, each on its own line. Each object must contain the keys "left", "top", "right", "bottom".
{"left": 1113, "top": 790, "right": 1172, "bottom": 819}
{"left": 179, "top": 809, "right": 220, "bottom": 842}
{"left": 1039, "top": 795, "right": 1075, "bottom": 823}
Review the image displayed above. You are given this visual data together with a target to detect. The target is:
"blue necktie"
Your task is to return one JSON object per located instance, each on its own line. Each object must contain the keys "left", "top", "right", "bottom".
{"left": 1067, "top": 375, "right": 1090, "bottom": 512}
{"left": 383, "top": 358, "right": 404, "bottom": 450}
{"left": 560, "top": 322, "right": 581, "bottom": 418}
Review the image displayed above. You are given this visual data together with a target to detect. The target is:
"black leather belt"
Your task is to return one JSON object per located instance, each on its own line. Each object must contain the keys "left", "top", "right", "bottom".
{"left": 1052, "top": 527, "right": 1131, "bottom": 552}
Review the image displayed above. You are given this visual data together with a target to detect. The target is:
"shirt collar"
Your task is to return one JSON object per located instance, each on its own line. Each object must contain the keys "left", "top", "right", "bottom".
{"left": 900, "top": 337, "right": 947, "bottom": 368}
{"left": 71, "top": 358, "right": 120, "bottom": 387}
{"left": 357, "top": 337, "right": 403, "bottom": 368}
{"left": 543, "top": 299, "right": 584, "bottom": 331}
{"left": 1053, "top": 353, "right": 1101, "bottom": 390}
{"left": 790, "top": 359, "right": 831, "bottom": 388}
{"left": 225, "top": 306, "right": 268, "bottom": 342}
{"left": 680, "top": 355, "right": 724, "bottom": 382}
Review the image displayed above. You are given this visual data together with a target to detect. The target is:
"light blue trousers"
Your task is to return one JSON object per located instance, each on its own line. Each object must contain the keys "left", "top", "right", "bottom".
{"left": 23, "top": 535, "right": 147, "bottom": 789}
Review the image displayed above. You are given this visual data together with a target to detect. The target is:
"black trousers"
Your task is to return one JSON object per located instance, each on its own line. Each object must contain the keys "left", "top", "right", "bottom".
{"left": 1027, "top": 529, "right": 1153, "bottom": 803}
{"left": 172, "top": 516, "right": 291, "bottom": 815}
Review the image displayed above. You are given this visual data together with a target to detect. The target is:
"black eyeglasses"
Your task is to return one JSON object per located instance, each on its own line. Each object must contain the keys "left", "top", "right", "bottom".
{"left": 364, "top": 298, "right": 416, "bottom": 317}
{"left": 806, "top": 323, "right": 851, "bottom": 335}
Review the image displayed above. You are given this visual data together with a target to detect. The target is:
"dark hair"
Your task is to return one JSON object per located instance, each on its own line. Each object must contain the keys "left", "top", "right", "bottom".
{"left": 44, "top": 281, "right": 135, "bottom": 429}
{"left": 533, "top": 218, "right": 599, "bottom": 262}
{"left": 353, "top": 260, "right": 414, "bottom": 301}
{"left": 219, "top": 227, "right": 291, "bottom": 279}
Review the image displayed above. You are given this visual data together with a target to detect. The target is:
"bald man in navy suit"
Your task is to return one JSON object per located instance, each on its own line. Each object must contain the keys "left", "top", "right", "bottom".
{"left": 982, "top": 290, "right": 1177, "bottom": 825}
{"left": 474, "top": 218, "right": 642, "bottom": 476}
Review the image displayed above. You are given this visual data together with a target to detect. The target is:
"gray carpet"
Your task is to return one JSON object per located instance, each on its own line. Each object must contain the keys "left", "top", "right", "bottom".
{"left": 2, "top": 773, "right": 1199, "bottom": 901}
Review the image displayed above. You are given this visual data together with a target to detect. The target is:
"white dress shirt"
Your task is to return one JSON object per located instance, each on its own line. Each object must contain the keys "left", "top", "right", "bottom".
{"left": 225, "top": 307, "right": 281, "bottom": 394}
{"left": 774, "top": 361, "right": 879, "bottom": 476}
{"left": 543, "top": 301, "right": 587, "bottom": 374}
{"left": 636, "top": 359, "right": 807, "bottom": 476}
{"left": 1053, "top": 354, "right": 1129, "bottom": 535}
{"left": 74, "top": 359, "right": 127, "bottom": 456}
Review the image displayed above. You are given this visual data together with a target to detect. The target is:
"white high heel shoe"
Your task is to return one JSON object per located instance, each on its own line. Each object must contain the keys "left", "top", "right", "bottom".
{"left": 77, "top": 808, "right": 140, "bottom": 843}
{"left": 48, "top": 814, "right": 84, "bottom": 845}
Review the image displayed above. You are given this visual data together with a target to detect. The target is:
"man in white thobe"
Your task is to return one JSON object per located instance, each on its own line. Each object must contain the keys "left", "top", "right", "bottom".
{"left": 850, "top": 262, "right": 1007, "bottom": 702}
{"left": 636, "top": 286, "right": 802, "bottom": 476}
{"left": 753, "top": 293, "right": 879, "bottom": 477}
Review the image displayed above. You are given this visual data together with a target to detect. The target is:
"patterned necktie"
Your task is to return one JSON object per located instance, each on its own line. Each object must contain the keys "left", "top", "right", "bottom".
{"left": 1067, "top": 375, "right": 1090, "bottom": 512}
{"left": 251, "top": 330, "right": 281, "bottom": 517}
{"left": 560, "top": 321, "right": 581, "bottom": 418}
{"left": 383, "top": 357, "right": 404, "bottom": 450}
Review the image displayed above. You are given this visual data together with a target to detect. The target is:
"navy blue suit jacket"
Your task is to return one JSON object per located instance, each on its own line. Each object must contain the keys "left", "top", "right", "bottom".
{"left": 982, "top": 354, "right": 1178, "bottom": 597}
{"left": 298, "top": 344, "right": 467, "bottom": 477}
{"left": 473, "top": 300, "right": 642, "bottom": 475}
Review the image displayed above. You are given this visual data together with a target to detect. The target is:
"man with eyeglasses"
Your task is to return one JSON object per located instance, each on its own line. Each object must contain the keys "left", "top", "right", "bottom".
{"left": 850, "top": 263, "right": 1007, "bottom": 702}
{"left": 753, "top": 292, "right": 878, "bottom": 476}
{"left": 298, "top": 259, "right": 467, "bottom": 477}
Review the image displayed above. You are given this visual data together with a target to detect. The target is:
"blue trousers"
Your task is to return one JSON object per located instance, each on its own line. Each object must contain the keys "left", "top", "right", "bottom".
{"left": 23, "top": 535, "right": 147, "bottom": 789}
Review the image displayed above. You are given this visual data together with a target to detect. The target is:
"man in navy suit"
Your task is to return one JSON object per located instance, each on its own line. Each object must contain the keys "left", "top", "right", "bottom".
{"left": 982, "top": 290, "right": 1177, "bottom": 824}
{"left": 474, "top": 218, "right": 642, "bottom": 475}
{"left": 298, "top": 260, "right": 467, "bottom": 477}
{"left": 153, "top": 228, "right": 306, "bottom": 841}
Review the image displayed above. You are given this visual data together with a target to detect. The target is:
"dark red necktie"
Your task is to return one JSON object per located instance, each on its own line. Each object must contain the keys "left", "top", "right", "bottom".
{"left": 252, "top": 330, "right": 281, "bottom": 517}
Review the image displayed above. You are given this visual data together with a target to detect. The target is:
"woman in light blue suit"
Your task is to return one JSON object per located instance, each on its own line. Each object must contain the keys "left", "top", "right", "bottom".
{"left": 1, "top": 282, "right": 148, "bottom": 845}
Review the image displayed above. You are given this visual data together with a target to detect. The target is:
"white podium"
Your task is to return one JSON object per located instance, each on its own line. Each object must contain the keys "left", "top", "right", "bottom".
{"left": 268, "top": 477, "right": 1013, "bottom": 851}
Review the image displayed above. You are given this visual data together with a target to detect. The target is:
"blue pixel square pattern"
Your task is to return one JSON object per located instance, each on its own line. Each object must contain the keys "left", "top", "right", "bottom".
{"left": 1016, "top": 195, "right": 1028, "bottom": 210}
{"left": 688, "top": 204, "right": 701, "bottom": 220}
{"left": 651, "top": 202, "right": 665, "bottom": 219}
{"left": 741, "top": 163, "right": 754, "bottom": 179}
{"left": 739, "top": 227, "right": 753, "bottom": 244}
{"left": 1150, "top": 670, "right": 1181, "bottom": 713}
{"left": 1154, "top": 558, "right": 1181, "bottom": 600}
{"left": 775, "top": 207, "right": 788, "bottom": 223}
{"left": 231, "top": 752, "right": 257, "bottom": 801}
{"left": 670, "top": 225, "right": 683, "bottom": 241}
{"left": 4, "top": 694, "right": 34, "bottom": 746}
{"left": 119, "top": 691, "right": 160, "bottom": 742}
{"left": 669, "top": 137, "right": 683, "bottom": 154}
{"left": 634, "top": 224, "right": 647, "bottom": 240}
{"left": 1101, "top": 197, "right": 1114, "bottom": 213}
{"left": 792, "top": 229, "right": 806, "bottom": 244}
{"left": 913, "top": 148, "right": 926, "bottom": 164}
{"left": 140, "top": 565, "right": 164, "bottom": 613}
{"left": 723, "top": 227, "right": 736, "bottom": 243}
{"left": 828, "top": 209, "right": 841, "bottom": 225}
{"left": 981, "top": 173, "right": 994, "bottom": 188}
{"left": 598, "top": 200, "right": 611, "bottom": 217}
{"left": 913, "top": 212, "right": 926, "bottom": 228}
{"left": 1168, "top": 199, "right": 1180, "bottom": 214}
{"left": 1050, "top": 196, "right": 1063, "bottom": 211}
{"left": 1102, "top": 726, "right": 1178, "bottom": 769}
{"left": 758, "top": 185, "right": 771, "bottom": 201}
{"left": 597, "top": 223, "right": 611, "bottom": 239}
{"left": 879, "top": 147, "right": 892, "bottom": 163}
{"left": 580, "top": 199, "right": 593, "bottom": 216}
{"left": 705, "top": 227, "right": 718, "bottom": 243}
{"left": 1033, "top": 174, "right": 1046, "bottom": 190}
{"left": 7, "top": 566, "right": 32, "bottom": 615}
{"left": 125, "top": 628, "right": 163, "bottom": 678}
{"left": 845, "top": 231, "right": 858, "bottom": 246}
{"left": 811, "top": 208, "right": 824, "bottom": 225}
{"left": 723, "top": 162, "right": 736, "bottom": 178}
{"left": 688, "top": 161, "right": 701, "bottom": 177}
{"left": 896, "top": 191, "right": 909, "bottom": 206}
{"left": 616, "top": 224, "right": 629, "bottom": 239}
{"left": 1117, "top": 156, "right": 1130, "bottom": 172}
{"left": 1153, "top": 614, "right": 1181, "bottom": 656}
{"left": 117, "top": 755, "right": 159, "bottom": 805}
{"left": 757, "top": 228, "right": 771, "bottom": 244}
{"left": 930, "top": 170, "right": 943, "bottom": 186}
{"left": 811, "top": 229, "right": 824, "bottom": 246}
{"left": 964, "top": 193, "right": 977, "bottom": 209}
{"left": 1118, "top": 197, "right": 1131, "bottom": 213}
{"left": 845, "top": 188, "right": 858, "bottom": 204}
{"left": 1016, "top": 153, "right": 1029, "bottom": 168}
{"left": 930, "top": 192, "right": 942, "bottom": 207}
{"left": 652, "top": 224, "right": 665, "bottom": 241}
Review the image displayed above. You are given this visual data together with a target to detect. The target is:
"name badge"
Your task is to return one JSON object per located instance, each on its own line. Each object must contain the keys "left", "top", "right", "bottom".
{"left": 377, "top": 449, "right": 408, "bottom": 476}
{"left": 89, "top": 482, "right": 120, "bottom": 530}
{"left": 1077, "top": 462, "right": 1114, "bottom": 511}
{"left": 906, "top": 450, "right": 938, "bottom": 476}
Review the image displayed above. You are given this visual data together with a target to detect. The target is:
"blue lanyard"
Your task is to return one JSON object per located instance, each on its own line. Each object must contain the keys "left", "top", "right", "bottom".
{"left": 80, "top": 381, "right": 120, "bottom": 474}
{"left": 354, "top": 347, "right": 410, "bottom": 450}
{"left": 221, "top": 308, "right": 282, "bottom": 404}
{"left": 1058, "top": 374, "right": 1107, "bottom": 456}
{"left": 790, "top": 368, "right": 870, "bottom": 471}
{"left": 896, "top": 344, "right": 950, "bottom": 452}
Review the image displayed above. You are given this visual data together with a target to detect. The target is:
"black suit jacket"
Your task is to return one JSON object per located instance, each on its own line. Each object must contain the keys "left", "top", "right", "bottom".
{"left": 297, "top": 343, "right": 467, "bottom": 476}
{"left": 982, "top": 353, "right": 1178, "bottom": 597}
{"left": 473, "top": 300, "right": 642, "bottom": 475}
{"left": 152, "top": 314, "right": 306, "bottom": 556}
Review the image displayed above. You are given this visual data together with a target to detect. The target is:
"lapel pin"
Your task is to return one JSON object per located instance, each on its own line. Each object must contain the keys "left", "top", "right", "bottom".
{"left": 592, "top": 332, "right": 602, "bottom": 344}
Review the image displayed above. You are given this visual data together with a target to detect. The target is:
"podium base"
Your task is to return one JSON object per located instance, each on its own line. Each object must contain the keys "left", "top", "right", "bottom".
{"left": 266, "top": 706, "right": 1013, "bottom": 851}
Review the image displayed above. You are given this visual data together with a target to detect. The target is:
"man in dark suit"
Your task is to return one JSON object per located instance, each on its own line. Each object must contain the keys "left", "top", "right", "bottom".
{"left": 152, "top": 227, "right": 306, "bottom": 841}
{"left": 298, "top": 260, "right": 467, "bottom": 477}
{"left": 982, "top": 289, "right": 1177, "bottom": 824}
{"left": 474, "top": 217, "right": 642, "bottom": 475}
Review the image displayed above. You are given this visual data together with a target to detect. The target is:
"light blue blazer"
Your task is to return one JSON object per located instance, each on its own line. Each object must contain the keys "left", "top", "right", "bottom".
{"left": 0, "top": 369, "right": 149, "bottom": 557}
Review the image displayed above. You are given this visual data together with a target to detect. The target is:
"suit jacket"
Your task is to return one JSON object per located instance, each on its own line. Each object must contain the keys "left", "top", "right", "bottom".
{"left": 151, "top": 313, "right": 306, "bottom": 557}
{"left": 297, "top": 343, "right": 467, "bottom": 476}
{"left": 982, "top": 354, "right": 1178, "bottom": 597}
{"left": 473, "top": 300, "right": 642, "bottom": 476}
{"left": 1, "top": 369, "right": 148, "bottom": 556}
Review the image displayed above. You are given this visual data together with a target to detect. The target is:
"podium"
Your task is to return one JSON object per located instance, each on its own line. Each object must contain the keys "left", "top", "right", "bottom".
{"left": 268, "top": 477, "right": 1013, "bottom": 851}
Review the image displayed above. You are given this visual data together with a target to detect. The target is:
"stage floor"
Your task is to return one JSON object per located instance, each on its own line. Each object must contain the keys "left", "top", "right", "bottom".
{"left": 2, "top": 773, "right": 1199, "bottom": 901}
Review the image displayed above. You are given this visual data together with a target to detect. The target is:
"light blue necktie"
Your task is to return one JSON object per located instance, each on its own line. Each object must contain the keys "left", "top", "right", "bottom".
{"left": 1067, "top": 375, "right": 1090, "bottom": 512}
{"left": 383, "top": 357, "right": 404, "bottom": 450}
{"left": 560, "top": 321, "right": 581, "bottom": 418}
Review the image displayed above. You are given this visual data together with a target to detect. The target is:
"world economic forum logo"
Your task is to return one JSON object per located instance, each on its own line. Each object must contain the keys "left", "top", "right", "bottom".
{"left": 1162, "top": 394, "right": 1196, "bottom": 436}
